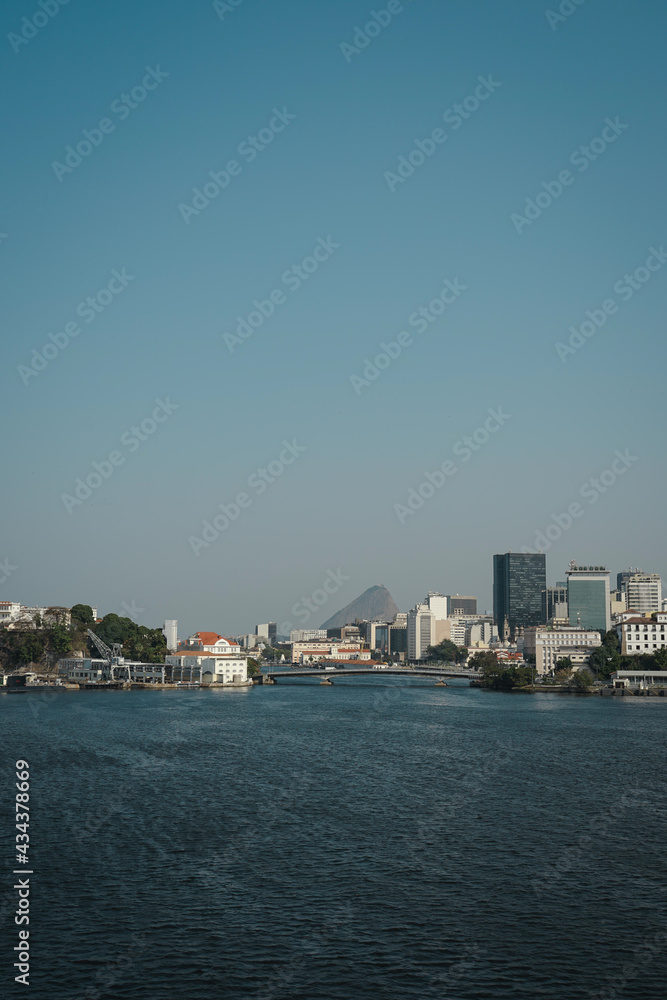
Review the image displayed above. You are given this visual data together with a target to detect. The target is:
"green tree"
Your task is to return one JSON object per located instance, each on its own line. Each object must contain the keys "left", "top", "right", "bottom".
{"left": 49, "top": 625, "right": 71, "bottom": 656}
{"left": 572, "top": 668, "right": 594, "bottom": 691}
{"left": 246, "top": 658, "right": 260, "bottom": 676}
{"left": 555, "top": 656, "right": 573, "bottom": 671}
{"left": 14, "top": 633, "right": 44, "bottom": 666}
{"left": 469, "top": 650, "right": 499, "bottom": 672}
{"left": 652, "top": 647, "right": 667, "bottom": 670}
{"left": 70, "top": 604, "right": 95, "bottom": 628}
{"left": 425, "top": 639, "right": 466, "bottom": 662}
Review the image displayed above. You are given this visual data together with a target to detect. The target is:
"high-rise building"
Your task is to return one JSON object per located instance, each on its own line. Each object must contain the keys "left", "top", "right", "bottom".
{"left": 447, "top": 595, "right": 477, "bottom": 616}
{"left": 625, "top": 574, "right": 662, "bottom": 616}
{"left": 425, "top": 593, "right": 448, "bottom": 619}
{"left": 542, "top": 583, "right": 568, "bottom": 623}
{"left": 617, "top": 568, "right": 643, "bottom": 593}
{"left": 290, "top": 629, "right": 327, "bottom": 642}
{"left": 163, "top": 620, "right": 178, "bottom": 653}
{"left": 255, "top": 622, "right": 277, "bottom": 642}
{"left": 493, "top": 553, "right": 546, "bottom": 640}
{"left": 566, "top": 563, "right": 610, "bottom": 632}
{"left": 407, "top": 605, "right": 435, "bottom": 660}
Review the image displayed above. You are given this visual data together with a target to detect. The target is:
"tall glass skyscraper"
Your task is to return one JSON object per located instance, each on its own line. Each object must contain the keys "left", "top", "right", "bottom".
{"left": 566, "top": 564, "right": 610, "bottom": 632}
{"left": 493, "top": 552, "right": 547, "bottom": 640}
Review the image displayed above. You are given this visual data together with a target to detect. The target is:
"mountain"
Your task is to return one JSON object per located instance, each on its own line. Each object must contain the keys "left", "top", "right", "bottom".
{"left": 320, "top": 585, "right": 400, "bottom": 630}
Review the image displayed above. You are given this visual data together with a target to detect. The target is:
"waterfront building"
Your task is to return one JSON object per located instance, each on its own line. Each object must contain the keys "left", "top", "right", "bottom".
{"left": 616, "top": 611, "right": 667, "bottom": 655}
{"left": 522, "top": 626, "right": 601, "bottom": 675}
{"left": 611, "top": 670, "right": 667, "bottom": 691}
{"left": 542, "top": 583, "right": 568, "bottom": 624}
{"left": 165, "top": 633, "right": 247, "bottom": 684}
{"left": 447, "top": 595, "right": 477, "bottom": 616}
{"left": 163, "top": 620, "right": 178, "bottom": 653}
{"left": 407, "top": 605, "right": 435, "bottom": 660}
{"left": 625, "top": 574, "right": 662, "bottom": 616}
{"left": 493, "top": 552, "right": 547, "bottom": 640}
{"left": 566, "top": 563, "right": 610, "bottom": 632}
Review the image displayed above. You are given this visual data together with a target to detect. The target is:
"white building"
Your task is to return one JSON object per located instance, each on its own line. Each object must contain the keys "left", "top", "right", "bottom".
{"left": 290, "top": 629, "right": 328, "bottom": 642}
{"left": 625, "top": 574, "right": 662, "bottom": 616}
{"left": 163, "top": 620, "right": 178, "bottom": 652}
{"left": 408, "top": 605, "right": 435, "bottom": 660}
{"left": 425, "top": 593, "right": 448, "bottom": 620}
{"left": 522, "top": 626, "right": 602, "bottom": 675}
{"left": 0, "top": 602, "right": 21, "bottom": 625}
{"left": 465, "top": 622, "right": 498, "bottom": 647}
{"left": 165, "top": 631, "right": 248, "bottom": 685}
{"left": 616, "top": 612, "right": 667, "bottom": 655}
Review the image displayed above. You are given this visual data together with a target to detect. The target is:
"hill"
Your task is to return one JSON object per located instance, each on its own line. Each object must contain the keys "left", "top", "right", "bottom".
{"left": 320, "top": 585, "right": 399, "bottom": 629}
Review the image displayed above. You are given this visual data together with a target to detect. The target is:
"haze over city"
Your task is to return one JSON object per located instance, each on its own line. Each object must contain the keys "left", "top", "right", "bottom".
{"left": 3, "top": 0, "right": 666, "bottom": 638}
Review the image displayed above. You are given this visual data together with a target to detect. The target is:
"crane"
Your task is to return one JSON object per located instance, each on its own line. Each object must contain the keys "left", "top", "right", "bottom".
{"left": 86, "top": 629, "right": 130, "bottom": 683}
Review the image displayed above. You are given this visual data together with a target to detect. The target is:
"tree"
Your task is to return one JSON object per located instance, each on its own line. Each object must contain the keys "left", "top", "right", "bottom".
{"left": 468, "top": 650, "right": 499, "bottom": 672}
{"left": 426, "top": 639, "right": 468, "bottom": 663}
{"left": 555, "top": 656, "right": 573, "bottom": 672}
{"left": 479, "top": 660, "right": 533, "bottom": 690}
{"left": 572, "top": 668, "right": 593, "bottom": 691}
{"left": 246, "top": 658, "right": 260, "bottom": 677}
{"left": 588, "top": 630, "right": 622, "bottom": 679}
{"left": 71, "top": 604, "right": 94, "bottom": 628}
{"left": 49, "top": 625, "right": 71, "bottom": 656}
{"left": 652, "top": 647, "right": 667, "bottom": 670}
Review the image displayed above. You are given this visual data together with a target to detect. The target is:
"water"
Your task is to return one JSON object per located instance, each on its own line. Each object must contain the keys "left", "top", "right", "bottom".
{"left": 2, "top": 679, "right": 666, "bottom": 999}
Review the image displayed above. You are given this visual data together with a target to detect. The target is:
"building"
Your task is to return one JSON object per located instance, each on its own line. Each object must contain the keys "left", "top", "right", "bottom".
{"left": 625, "top": 574, "right": 662, "bottom": 616}
{"left": 611, "top": 670, "right": 667, "bottom": 691}
{"left": 465, "top": 622, "right": 498, "bottom": 647}
{"left": 493, "top": 552, "right": 546, "bottom": 640}
{"left": 616, "top": 612, "right": 667, "bottom": 655}
{"left": 164, "top": 632, "right": 248, "bottom": 684}
{"left": 435, "top": 618, "right": 467, "bottom": 645}
{"left": 447, "top": 595, "right": 477, "bottom": 616}
{"left": 255, "top": 623, "right": 277, "bottom": 642}
{"left": 290, "top": 629, "right": 327, "bottom": 643}
{"left": 59, "top": 657, "right": 166, "bottom": 684}
{"left": 407, "top": 605, "right": 435, "bottom": 660}
{"left": 542, "top": 583, "right": 568, "bottom": 624}
{"left": 617, "top": 568, "right": 643, "bottom": 592}
{"left": 0, "top": 602, "right": 21, "bottom": 625}
{"left": 522, "top": 626, "right": 602, "bottom": 675}
{"left": 163, "top": 620, "right": 178, "bottom": 653}
{"left": 609, "top": 590, "right": 627, "bottom": 619}
{"left": 326, "top": 625, "right": 362, "bottom": 641}
{"left": 566, "top": 563, "right": 610, "bottom": 632}
{"left": 363, "top": 621, "right": 389, "bottom": 654}
{"left": 425, "top": 593, "right": 448, "bottom": 619}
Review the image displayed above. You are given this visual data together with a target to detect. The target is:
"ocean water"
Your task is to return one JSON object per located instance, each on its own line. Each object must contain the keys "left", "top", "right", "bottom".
{"left": 1, "top": 678, "right": 666, "bottom": 999}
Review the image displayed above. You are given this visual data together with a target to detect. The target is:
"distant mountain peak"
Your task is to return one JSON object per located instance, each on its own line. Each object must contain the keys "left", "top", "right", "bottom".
{"left": 320, "top": 585, "right": 399, "bottom": 629}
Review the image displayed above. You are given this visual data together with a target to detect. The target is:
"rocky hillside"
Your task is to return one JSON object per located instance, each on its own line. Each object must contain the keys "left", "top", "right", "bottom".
{"left": 320, "top": 585, "right": 400, "bottom": 629}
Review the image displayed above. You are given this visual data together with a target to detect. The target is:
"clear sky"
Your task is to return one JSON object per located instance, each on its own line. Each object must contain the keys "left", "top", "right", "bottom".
{"left": 3, "top": 0, "right": 666, "bottom": 637}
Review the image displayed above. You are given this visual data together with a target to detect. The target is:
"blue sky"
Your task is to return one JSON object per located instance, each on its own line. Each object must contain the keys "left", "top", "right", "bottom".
{"left": 2, "top": 0, "right": 665, "bottom": 636}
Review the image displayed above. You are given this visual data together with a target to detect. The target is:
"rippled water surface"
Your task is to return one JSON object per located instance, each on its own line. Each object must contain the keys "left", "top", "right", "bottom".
{"left": 2, "top": 679, "right": 666, "bottom": 999}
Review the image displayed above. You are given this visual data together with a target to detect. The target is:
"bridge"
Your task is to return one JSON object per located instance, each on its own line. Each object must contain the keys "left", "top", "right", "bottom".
{"left": 259, "top": 666, "right": 479, "bottom": 683}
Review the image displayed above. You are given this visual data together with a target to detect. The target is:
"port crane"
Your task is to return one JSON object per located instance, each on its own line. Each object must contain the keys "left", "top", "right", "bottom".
{"left": 86, "top": 629, "right": 131, "bottom": 683}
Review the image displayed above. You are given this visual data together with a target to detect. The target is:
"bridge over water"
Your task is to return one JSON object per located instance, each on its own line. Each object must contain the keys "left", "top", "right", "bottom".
{"left": 260, "top": 666, "right": 478, "bottom": 683}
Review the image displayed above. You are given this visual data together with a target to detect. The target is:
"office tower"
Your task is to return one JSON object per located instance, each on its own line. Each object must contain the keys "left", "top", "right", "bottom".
{"left": 493, "top": 552, "right": 547, "bottom": 640}
{"left": 255, "top": 622, "right": 277, "bottom": 642}
{"left": 407, "top": 605, "right": 435, "bottom": 660}
{"left": 425, "top": 593, "right": 448, "bottom": 619}
{"left": 163, "top": 620, "right": 178, "bottom": 653}
{"left": 542, "top": 583, "right": 568, "bottom": 623}
{"left": 447, "top": 595, "right": 477, "bottom": 616}
{"left": 625, "top": 574, "right": 662, "bottom": 616}
{"left": 617, "top": 568, "right": 643, "bottom": 593}
{"left": 566, "top": 563, "right": 611, "bottom": 632}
